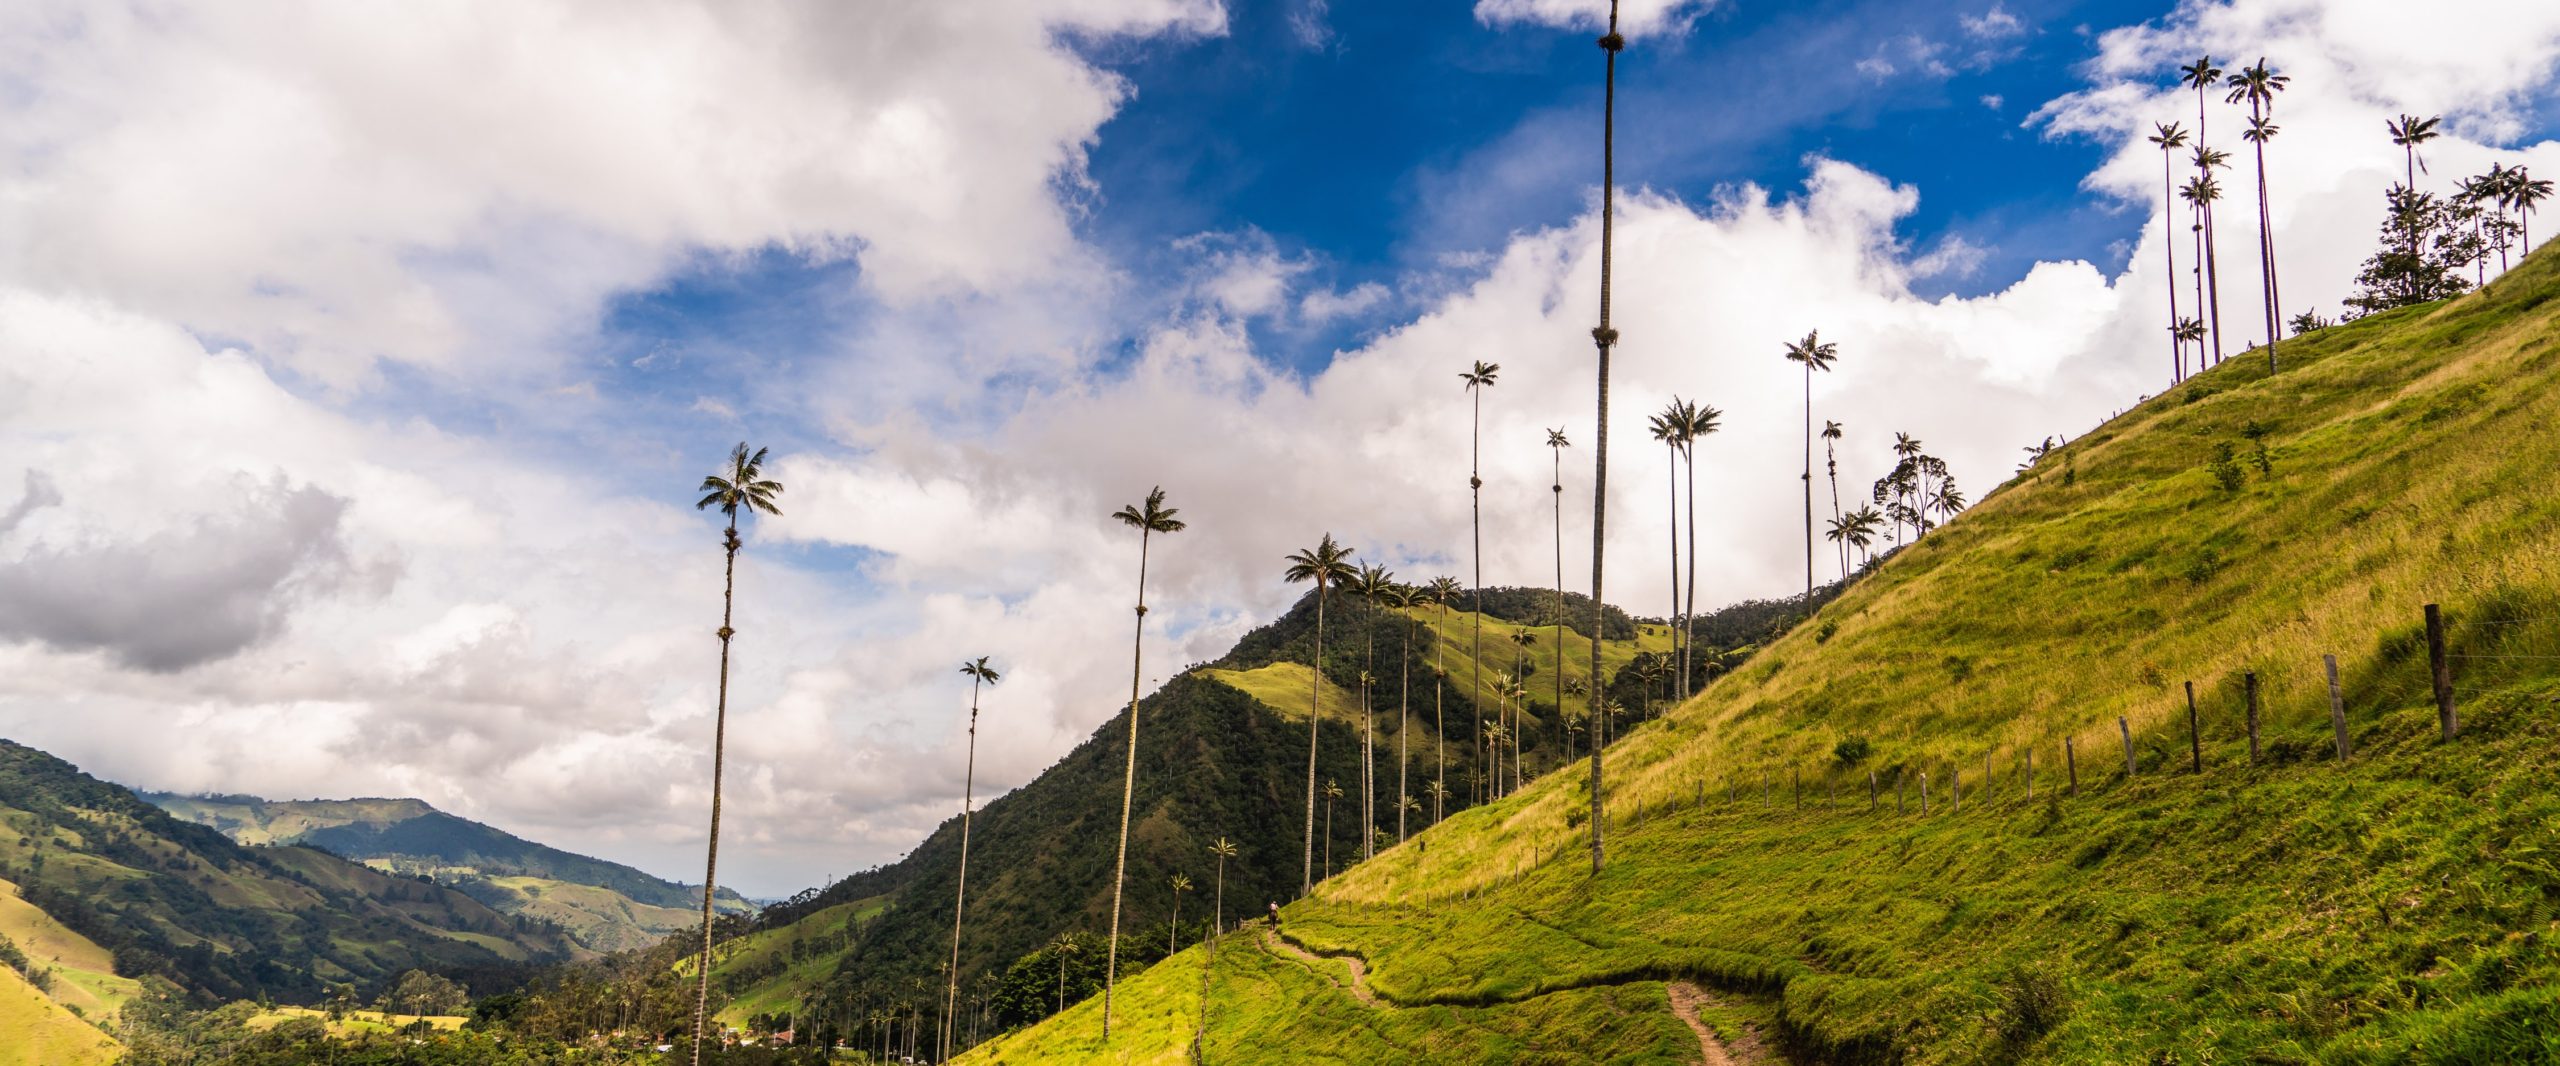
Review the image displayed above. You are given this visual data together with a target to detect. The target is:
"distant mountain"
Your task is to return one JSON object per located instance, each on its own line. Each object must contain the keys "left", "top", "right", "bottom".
{"left": 143, "top": 792, "right": 751, "bottom": 955}
{"left": 0, "top": 739, "right": 577, "bottom": 1009}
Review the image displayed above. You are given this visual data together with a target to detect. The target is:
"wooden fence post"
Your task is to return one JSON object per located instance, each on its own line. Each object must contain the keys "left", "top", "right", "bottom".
{"left": 1921, "top": 772, "right": 1931, "bottom": 814}
{"left": 1951, "top": 766, "right": 1961, "bottom": 811}
{"left": 1869, "top": 770, "right": 1878, "bottom": 812}
{"left": 2118, "top": 716, "right": 2135, "bottom": 777}
{"left": 2025, "top": 748, "right": 2034, "bottom": 800}
{"left": 2427, "top": 603, "right": 2458, "bottom": 740}
{"left": 2244, "top": 671, "right": 2261, "bottom": 763}
{"left": 2185, "top": 681, "right": 2202, "bottom": 773}
{"left": 2325, "top": 654, "right": 2350, "bottom": 761}
{"left": 2065, "top": 737, "right": 2078, "bottom": 795}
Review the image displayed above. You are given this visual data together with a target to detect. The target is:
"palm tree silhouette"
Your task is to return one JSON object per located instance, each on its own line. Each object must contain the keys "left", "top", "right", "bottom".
{"left": 1545, "top": 426, "right": 1571, "bottom": 751}
{"left": 1168, "top": 874, "right": 1193, "bottom": 955}
{"left": 1284, "top": 535, "right": 1357, "bottom": 894}
{"left": 2178, "top": 56, "right": 2226, "bottom": 364}
{"left": 1425, "top": 575, "right": 1461, "bottom": 823}
{"left": 2227, "top": 60, "right": 2288, "bottom": 368}
{"left": 1102, "top": 487, "right": 1185, "bottom": 1038}
{"left": 2147, "top": 122, "right": 2191, "bottom": 381}
{"left": 2387, "top": 114, "right": 2441, "bottom": 193}
{"left": 1461, "top": 358, "right": 1500, "bottom": 776}
{"left": 1647, "top": 406, "right": 1684, "bottom": 698}
{"left": 1676, "top": 401, "right": 1721, "bottom": 698}
{"left": 1206, "top": 838, "right": 1237, "bottom": 935}
{"left": 687, "top": 442, "right": 782, "bottom": 1066}
{"left": 1583, "top": 0, "right": 1627, "bottom": 876}
{"left": 2388, "top": 114, "right": 2443, "bottom": 273}
{"left": 941, "top": 656, "right": 1000, "bottom": 1061}
{"left": 1820, "top": 420, "right": 1847, "bottom": 577}
{"left": 1052, "top": 933, "right": 1081, "bottom": 1017}
{"left": 1783, "top": 333, "right": 1838, "bottom": 597}
{"left": 2516, "top": 168, "right": 2552, "bottom": 254}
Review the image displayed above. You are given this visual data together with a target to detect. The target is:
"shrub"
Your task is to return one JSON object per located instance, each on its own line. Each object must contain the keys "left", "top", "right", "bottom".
{"left": 1832, "top": 738, "right": 1872, "bottom": 766}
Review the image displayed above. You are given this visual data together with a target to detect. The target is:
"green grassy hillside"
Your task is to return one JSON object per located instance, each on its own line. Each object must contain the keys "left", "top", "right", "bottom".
{"left": 966, "top": 249, "right": 2560, "bottom": 1061}
{"left": 0, "top": 963, "right": 119, "bottom": 1066}
{"left": 0, "top": 740, "right": 577, "bottom": 1007}
{"left": 145, "top": 792, "right": 752, "bottom": 956}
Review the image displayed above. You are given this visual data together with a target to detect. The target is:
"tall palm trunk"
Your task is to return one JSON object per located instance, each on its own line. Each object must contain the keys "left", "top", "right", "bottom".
{"left": 1825, "top": 437, "right": 1844, "bottom": 577}
{"left": 1433, "top": 601, "right": 1447, "bottom": 823}
{"left": 1102, "top": 527, "right": 1156, "bottom": 1038}
{"left": 1551, "top": 448, "right": 1567, "bottom": 768}
{"left": 1398, "top": 616, "right": 1411, "bottom": 843}
{"left": 2204, "top": 198, "right": 2225, "bottom": 365}
{"left": 2162, "top": 146, "right": 2183, "bottom": 381}
{"left": 2252, "top": 102, "right": 2280, "bottom": 372}
{"left": 2189, "top": 200, "right": 2208, "bottom": 367}
{"left": 1661, "top": 441, "right": 1679, "bottom": 705}
{"left": 1360, "top": 626, "right": 1374, "bottom": 862}
{"left": 1800, "top": 362, "right": 1814, "bottom": 595}
{"left": 687, "top": 519, "right": 741, "bottom": 1066}
{"left": 1681, "top": 437, "right": 1698, "bottom": 702}
{"left": 1468, "top": 390, "right": 1485, "bottom": 815}
{"left": 2195, "top": 85, "right": 2223, "bottom": 366}
{"left": 939, "top": 675, "right": 986, "bottom": 1060}
{"left": 1587, "top": 3, "right": 1623, "bottom": 876}
{"left": 1301, "top": 583, "right": 1327, "bottom": 894}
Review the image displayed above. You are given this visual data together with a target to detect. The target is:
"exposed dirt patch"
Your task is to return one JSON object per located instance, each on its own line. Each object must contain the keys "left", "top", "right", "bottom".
{"left": 1667, "top": 981, "right": 1776, "bottom": 1065}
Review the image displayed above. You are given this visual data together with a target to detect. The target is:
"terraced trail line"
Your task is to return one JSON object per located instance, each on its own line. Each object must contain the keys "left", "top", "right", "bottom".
{"left": 1262, "top": 926, "right": 1377, "bottom": 1007}
{"left": 1667, "top": 982, "right": 1770, "bottom": 1066}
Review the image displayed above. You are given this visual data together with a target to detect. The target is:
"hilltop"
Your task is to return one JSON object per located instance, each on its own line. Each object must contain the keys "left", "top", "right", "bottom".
{"left": 145, "top": 792, "right": 752, "bottom": 954}
{"left": 964, "top": 250, "right": 2560, "bottom": 1061}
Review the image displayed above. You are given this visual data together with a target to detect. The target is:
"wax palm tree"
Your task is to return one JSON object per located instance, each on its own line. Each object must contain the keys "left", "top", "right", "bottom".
{"left": 2517, "top": 168, "right": 2552, "bottom": 254}
{"left": 1544, "top": 426, "right": 1570, "bottom": 743}
{"left": 2228, "top": 60, "right": 2288, "bottom": 369}
{"left": 1461, "top": 358, "right": 1499, "bottom": 773}
{"left": 1820, "top": 419, "right": 1846, "bottom": 576}
{"left": 2179, "top": 56, "right": 2226, "bottom": 364}
{"left": 1167, "top": 874, "right": 1193, "bottom": 955}
{"left": 1647, "top": 406, "right": 1684, "bottom": 697}
{"left": 2175, "top": 317, "right": 2206, "bottom": 362}
{"left": 2191, "top": 147, "right": 2233, "bottom": 365}
{"left": 1052, "top": 934, "right": 1081, "bottom": 1017}
{"left": 1675, "top": 401, "right": 1721, "bottom": 699}
{"left": 940, "top": 656, "right": 1000, "bottom": 1061}
{"left": 1425, "top": 575, "right": 1460, "bottom": 823}
{"left": 1206, "top": 838, "right": 1237, "bottom": 934}
{"left": 1284, "top": 534, "right": 1357, "bottom": 893}
{"left": 1783, "top": 332, "right": 1838, "bottom": 596}
{"left": 1348, "top": 564, "right": 1395, "bottom": 861}
{"left": 1321, "top": 780, "right": 1343, "bottom": 877}
{"left": 1101, "top": 487, "right": 1185, "bottom": 1038}
{"left": 1890, "top": 432, "right": 1924, "bottom": 543}
{"left": 1843, "top": 504, "right": 1882, "bottom": 568}
{"left": 687, "top": 442, "right": 782, "bottom": 1066}
{"left": 2387, "top": 114, "right": 2441, "bottom": 193}
{"left": 2148, "top": 122, "right": 2191, "bottom": 380}
{"left": 1584, "top": 0, "right": 1628, "bottom": 876}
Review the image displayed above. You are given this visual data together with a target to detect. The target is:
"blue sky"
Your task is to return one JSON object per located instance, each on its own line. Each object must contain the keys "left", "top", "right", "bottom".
{"left": 10, "top": 0, "right": 2560, "bottom": 892}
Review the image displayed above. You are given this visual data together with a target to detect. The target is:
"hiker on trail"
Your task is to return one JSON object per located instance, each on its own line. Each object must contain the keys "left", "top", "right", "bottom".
{"left": 1268, "top": 901, "right": 1281, "bottom": 927}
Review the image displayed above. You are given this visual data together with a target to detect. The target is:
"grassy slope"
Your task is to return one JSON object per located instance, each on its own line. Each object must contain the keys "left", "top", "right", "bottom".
{"left": 243, "top": 1005, "right": 467, "bottom": 1035}
{"left": 0, "top": 875, "right": 140, "bottom": 1019}
{"left": 473, "top": 874, "right": 709, "bottom": 955}
{"left": 980, "top": 249, "right": 2560, "bottom": 1062}
{"left": 702, "top": 896, "right": 890, "bottom": 1024}
{"left": 0, "top": 964, "right": 119, "bottom": 1066}
{"left": 960, "top": 930, "right": 1696, "bottom": 1065}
